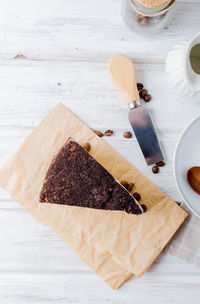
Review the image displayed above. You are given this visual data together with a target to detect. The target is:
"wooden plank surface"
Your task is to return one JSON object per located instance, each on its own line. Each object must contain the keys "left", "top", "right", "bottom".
{"left": 0, "top": 0, "right": 200, "bottom": 303}
{"left": 0, "top": 1, "right": 199, "bottom": 62}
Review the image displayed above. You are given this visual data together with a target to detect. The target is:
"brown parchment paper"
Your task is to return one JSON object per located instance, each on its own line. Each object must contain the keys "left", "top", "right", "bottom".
{"left": 0, "top": 103, "right": 187, "bottom": 288}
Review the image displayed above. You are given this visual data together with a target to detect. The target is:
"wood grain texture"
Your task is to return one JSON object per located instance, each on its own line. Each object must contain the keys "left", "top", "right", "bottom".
{"left": 0, "top": 1, "right": 199, "bottom": 62}
{"left": 108, "top": 55, "right": 139, "bottom": 103}
{"left": 0, "top": 0, "right": 200, "bottom": 303}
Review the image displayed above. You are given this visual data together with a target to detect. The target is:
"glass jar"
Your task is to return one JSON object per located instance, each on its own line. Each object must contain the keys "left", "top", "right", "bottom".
{"left": 121, "top": 0, "right": 175, "bottom": 36}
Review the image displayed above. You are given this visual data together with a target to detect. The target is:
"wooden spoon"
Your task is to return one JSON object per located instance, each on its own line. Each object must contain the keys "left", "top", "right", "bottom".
{"left": 187, "top": 166, "right": 200, "bottom": 195}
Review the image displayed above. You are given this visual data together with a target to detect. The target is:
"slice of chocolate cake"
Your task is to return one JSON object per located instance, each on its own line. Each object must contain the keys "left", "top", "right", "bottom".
{"left": 40, "top": 139, "right": 144, "bottom": 215}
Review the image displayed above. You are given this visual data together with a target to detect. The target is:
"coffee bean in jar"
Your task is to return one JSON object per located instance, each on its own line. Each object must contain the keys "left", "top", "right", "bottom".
{"left": 121, "top": 0, "right": 175, "bottom": 36}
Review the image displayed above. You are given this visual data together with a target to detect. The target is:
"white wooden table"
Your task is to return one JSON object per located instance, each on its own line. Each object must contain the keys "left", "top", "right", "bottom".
{"left": 0, "top": 1, "right": 200, "bottom": 303}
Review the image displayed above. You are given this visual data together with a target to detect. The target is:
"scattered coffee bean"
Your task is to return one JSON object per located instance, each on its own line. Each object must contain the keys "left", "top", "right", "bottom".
{"left": 121, "top": 180, "right": 129, "bottom": 189}
{"left": 139, "top": 89, "right": 148, "bottom": 99}
{"left": 144, "top": 94, "right": 152, "bottom": 102}
{"left": 128, "top": 183, "right": 134, "bottom": 192}
{"left": 57, "top": 82, "right": 61, "bottom": 86}
{"left": 133, "top": 192, "right": 141, "bottom": 201}
{"left": 156, "top": 160, "right": 165, "bottom": 167}
{"left": 94, "top": 130, "right": 103, "bottom": 137}
{"left": 137, "top": 83, "right": 144, "bottom": 91}
{"left": 137, "top": 85, "right": 152, "bottom": 102}
{"left": 104, "top": 129, "right": 113, "bottom": 136}
{"left": 141, "top": 204, "right": 147, "bottom": 212}
{"left": 123, "top": 131, "right": 132, "bottom": 138}
{"left": 82, "top": 142, "right": 91, "bottom": 152}
{"left": 152, "top": 166, "right": 159, "bottom": 174}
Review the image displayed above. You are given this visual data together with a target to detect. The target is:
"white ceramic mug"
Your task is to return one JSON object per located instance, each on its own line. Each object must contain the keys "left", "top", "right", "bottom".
{"left": 165, "top": 32, "right": 200, "bottom": 98}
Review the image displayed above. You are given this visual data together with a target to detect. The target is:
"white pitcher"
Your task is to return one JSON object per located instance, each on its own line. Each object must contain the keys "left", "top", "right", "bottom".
{"left": 165, "top": 33, "right": 200, "bottom": 98}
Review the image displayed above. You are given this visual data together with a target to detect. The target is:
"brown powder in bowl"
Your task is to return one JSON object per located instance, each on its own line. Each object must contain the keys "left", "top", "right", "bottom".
{"left": 137, "top": 0, "right": 169, "bottom": 9}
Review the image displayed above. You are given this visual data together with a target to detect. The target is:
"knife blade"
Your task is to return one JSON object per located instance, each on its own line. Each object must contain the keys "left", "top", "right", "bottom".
{"left": 108, "top": 54, "right": 164, "bottom": 165}
{"left": 128, "top": 100, "right": 163, "bottom": 165}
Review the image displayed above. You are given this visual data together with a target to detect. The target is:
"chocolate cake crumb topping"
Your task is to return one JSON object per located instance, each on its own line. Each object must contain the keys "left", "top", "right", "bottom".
{"left": 39, "top": 139, "right": 143, "bottom": 215}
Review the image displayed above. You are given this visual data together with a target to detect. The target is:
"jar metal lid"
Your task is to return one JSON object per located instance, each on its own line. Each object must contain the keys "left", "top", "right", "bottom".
{"left": 137, "top": 0, "right": 170, "bottom": 9}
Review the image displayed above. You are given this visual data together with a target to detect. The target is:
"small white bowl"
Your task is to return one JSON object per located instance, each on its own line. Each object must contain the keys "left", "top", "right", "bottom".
{"left": 165, "top": 32, "right": 200, "bottom": 98}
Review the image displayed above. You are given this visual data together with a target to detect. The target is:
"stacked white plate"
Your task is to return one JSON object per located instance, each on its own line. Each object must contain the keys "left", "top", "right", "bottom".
{"left": 174, "top": 116, "right": 200, "bottom": 217}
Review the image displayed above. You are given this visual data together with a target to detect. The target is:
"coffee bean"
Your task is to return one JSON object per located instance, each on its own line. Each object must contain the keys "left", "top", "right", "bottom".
{"left": 94, "top": 130, "right": 103, "bottom": 137}
{"left": 121, "top": 180, "right": 129, "bottom": 189}
{"left": 139, "top": 89, "right": 148, "bottom": 99}
{"left": 123, "top": 131, "right": 132, "bottom": 138}
{"left": 82, "top": 142, "right": 91, "bottom": 152}
{"left": 156, "top": 161, "right": 165, "bottom": 167}
{"left": 144, "top": 94, "right": 151, "bottom": 102}
{"left": 141, "top": 204, "right": 147, "bottom": 212}
{"left": 136, "top": 208, "right": 142, "bottom": 214}
{"left": 104, "top": 129, "right": 113, "bottom": 136}
{"left": 133, "top": 192, "right": 141, "bottom": 201}
{"left": 128, "top": 183, "right": 134, "bottom": 192}
{"left": 137, "top": 83, "right": 144, "bottom": 91}
{"left": 57, "top": 82, "right": 61, "bottom": 86}
{"left": 152, "top": 166, "right": 159, "bottom": 174}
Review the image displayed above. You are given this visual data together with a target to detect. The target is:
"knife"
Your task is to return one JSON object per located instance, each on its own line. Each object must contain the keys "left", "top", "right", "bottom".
{"left": 107, "top": 54, "right": 164, "bottom": 166}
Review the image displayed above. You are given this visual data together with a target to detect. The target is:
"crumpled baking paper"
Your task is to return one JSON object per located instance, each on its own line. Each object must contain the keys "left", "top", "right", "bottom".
{"left": 0, "top": 103, "right": 187, "bottom": 289}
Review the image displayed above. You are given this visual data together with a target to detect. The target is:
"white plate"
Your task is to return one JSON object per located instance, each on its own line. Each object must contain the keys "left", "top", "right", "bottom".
{"left": 174, "top": 115, "right": 200, "bottom": 217}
